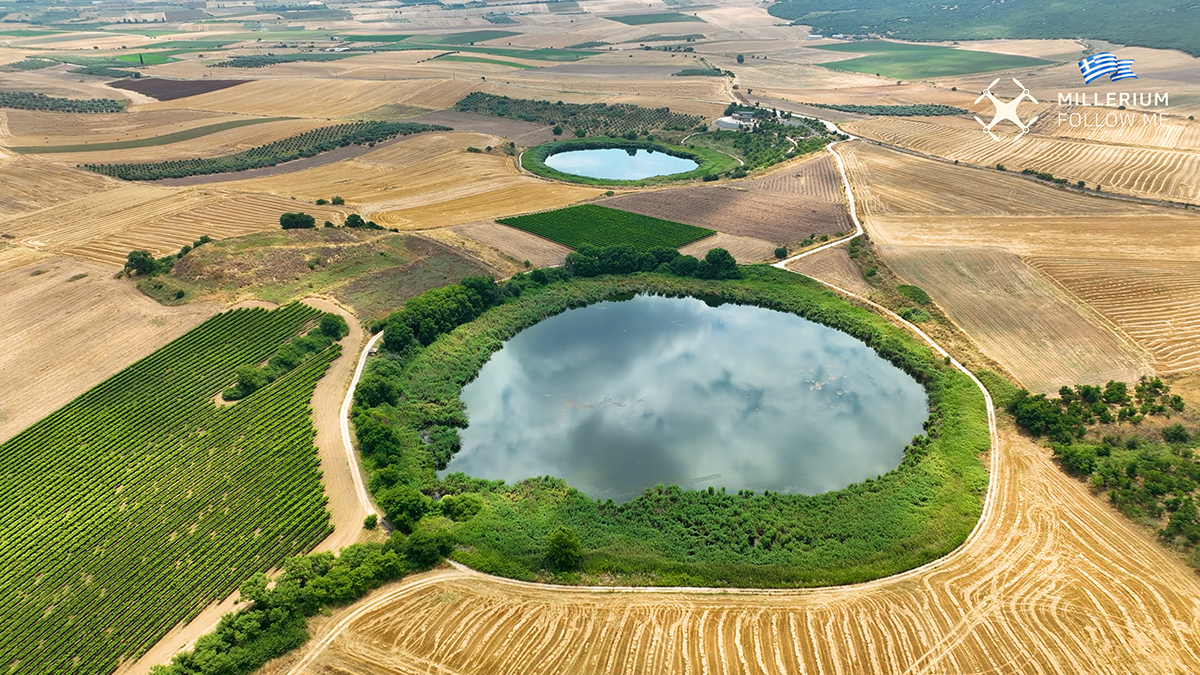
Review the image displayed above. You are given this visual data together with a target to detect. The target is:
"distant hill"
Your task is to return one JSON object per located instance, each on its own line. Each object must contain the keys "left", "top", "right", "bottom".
{"left": 769, "top": 0, "right": 1200, "bottom": 56}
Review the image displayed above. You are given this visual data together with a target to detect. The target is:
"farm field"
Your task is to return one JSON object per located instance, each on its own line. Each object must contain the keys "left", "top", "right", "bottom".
{"left": 786, "top": 247, "right": 875, "bottom": 297}
{"left": 268, "top": 426, "right": 1200, "bottom": 675}
{"left": 811, "top": 41, "right": 1054, "bottom": 80}
{"left": 8, "top": 117, "right": 302, "bottom": 156}
{"left": 222, "top": 132, "right": 599, "bottom": 229}
{"left": 881, "top": 245, "right": 1150, "bottom": 392}
{"left": 0, "top": 185, "right": 348, "bottom": 265}
{"left": 838, "top": 141, "right": 1200, "bottom": 390}
{"left": 600, "top": 154, "right": 852, "bottom": 247}
{"left": 497, "top": 204, "right": 716, "bottom": 249}
{"left": 1035, "top": 109, "right": 1200, "bottom": 152}
{"left": 0, "top": 108, "right": 240, "bottom": 147}
{"left": 842, "top": 117, "right": 1200, "bottom": 205}
{"left": 606, "top": 12, "right": 705, "bottom": 26}
{"left": 0, "top": 303, "right": 338, "bottom": 675}
{"left": 1026, "top": 257, "right": 1200, "bottom": 372}
{"left": 449, "top": 221, "right": 572, "bottom": 268}
{"left": 0, "top": 157, "right": 118, "bottom": 222}
{"left": 0, "top": 258, "right": 217, "bottom": 442}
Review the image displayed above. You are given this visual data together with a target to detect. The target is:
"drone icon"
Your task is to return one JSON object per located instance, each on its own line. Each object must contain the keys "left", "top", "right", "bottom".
{"left": 973, "top": 78, "right": 1039, "bottom": 142}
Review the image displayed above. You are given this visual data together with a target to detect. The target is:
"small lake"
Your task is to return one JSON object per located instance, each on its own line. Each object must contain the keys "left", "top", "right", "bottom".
{"left": 544, "top": 148, "right": 698, "bottom": 180}
{"left": 443, "top": 295, "right": 929, "bottom": 502}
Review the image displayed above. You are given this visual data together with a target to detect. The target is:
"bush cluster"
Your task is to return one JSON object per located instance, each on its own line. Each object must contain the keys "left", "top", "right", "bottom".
{"left": 209, "top": 53, "right": 356, "bottom": 68}
{"left": 803, "top": 102, "right": 968, "bottom": 116}
{"left": 123, "top": 235, "right": 212, "bottom": 277}
{"left": 567, "top": 244, "right": 740, "bottom": 280}
{"left": 1009, "top": 376, "right": 1185, "bottom": 443}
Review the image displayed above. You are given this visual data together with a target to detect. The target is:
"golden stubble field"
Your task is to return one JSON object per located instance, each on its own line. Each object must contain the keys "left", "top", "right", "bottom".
{"left": 266, "top": 421, "right": 1200, "bottom": 675}
{"left": 838, "top": 141, "right": 1200, "bottom": 387}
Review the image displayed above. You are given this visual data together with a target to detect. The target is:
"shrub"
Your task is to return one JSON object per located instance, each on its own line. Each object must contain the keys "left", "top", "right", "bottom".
{"left": 363, "top": 514, "right": 378, "bottom": 530}
{"left": 897, "top": 284, "right": 932, "bottom": 305}
{"left": 441, "top": 493, "right": 484, "bottom": 521}
{"left": 124, "top": 250, "right": 161, "bottom": 276}
{"left": 774, "top": 246, "right": 788, "bottom": 259}
{"left": 552, "top": 125, "right": 563, "bottom": 135}
{"left": 319, "top": 313, "right": 349, "bottom": 339}
{"left": 1164, "top": 424, "right": 1191, "bottom": 444}
{"left": 315, "top": 198, "right": 328, "bottom": 205}
{"left": 545, "top": 526, "right": 583, "bottom": 571}
{"left": 331, "top": 196, "right": 345, "bottom": 205}
{"left": 280, "top": 212, "right": 315, "bottom": 229}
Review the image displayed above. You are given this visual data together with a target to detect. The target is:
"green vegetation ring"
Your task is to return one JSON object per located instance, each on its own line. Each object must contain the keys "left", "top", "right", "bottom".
{"left": 521, "top": 137, "right": 738, "bottom": 186}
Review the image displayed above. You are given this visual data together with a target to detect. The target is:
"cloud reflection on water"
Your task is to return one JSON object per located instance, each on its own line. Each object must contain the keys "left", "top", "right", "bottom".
{"left": 444, "top": 295, "right": 928, "bottom": 502}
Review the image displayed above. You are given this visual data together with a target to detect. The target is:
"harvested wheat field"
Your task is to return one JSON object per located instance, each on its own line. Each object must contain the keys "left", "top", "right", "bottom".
{"left": 0, "top": 157, "right": 118, "bottom": 222}
{"left": 225, "top": 132, "right": 599, "bottom": 229}
{"left": 138, "top": 78, "right": 483, "bottom": 118}
{"left": 0, "top": 258, "right": 217, "bottom": 442}
{"left": 448, "top": 221, "right": 571, "bottom": 268}
{"left": 1035, "top": 110, "right": 1200, "bottom": 152}
{"left": 600, "top": 155, "right": 852, "bottom": 246}
{"left": 843, "top": 117, "right": 1200, "bottom": 204}
{"left": 270, "top": 421, "right": 1200, "bottom": 675}
{"left": 786, "top": 247, "right": 874, "bottom": 297}
{"left": 679, "top": 232, "right": 770, "bottom": 262}
{"left": 0, "top": 108, "right": 237, "bottom": 147}
{"left": 882, "top": 246, "right": 1149, "bottom": 392}
{"left": 1028, "top": 257, "right": 1200, "bottom": 373}
{"left": 2, "top": 185, "right": 348, "bottom": 265}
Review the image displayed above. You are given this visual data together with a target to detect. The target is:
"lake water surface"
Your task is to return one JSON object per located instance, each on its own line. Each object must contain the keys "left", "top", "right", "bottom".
{"left": 544, "top": 148, "right": 698, "bottom": 180}
{"left": 443, "top": 295, "right": 928, "bottom": 502}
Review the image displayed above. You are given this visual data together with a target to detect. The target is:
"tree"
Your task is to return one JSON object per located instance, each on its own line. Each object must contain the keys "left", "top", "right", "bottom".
{"left": 354, "top": 373, "right": 399, "bottom": 408}
{"left": 344, "top": 213, "right": 366, "bottom": 228}
{"left": 1163, "top": 424, "right": 1191, "bottom": 444}
{"left": 695, "top": 248, "right": 740, "bottom": 279}
{"left": 378, "top": 485, "right": 428, "bottom": 532}
{"left": 235, "top": 364, "right": 269, "bottom": 391}
{"left": 552, "top": 125, "right": 563, "bottom": 135}
{"left": 124, "top": 249, "right": 160, "bottom": 276}
{"left": 736, "top": 54, "right": 745, "bottom": 63}
{"left": 545, "top": 526, "right": 583, "bottom": 572}
{"left": 280, "top": 212, "right": 315, "bottom": 229}
{"left": 331, "top": 196, "right": 345, "bottom": 205}
{"left": 403, "top": 529, "right": 454, "bottom": 569}
{"left": 383, "top": 316, "right": 414, "bottom": 353}
{"left": 774, "top": 247, "right": 787, "bottom": 259}
{"left": 319, "top": 313, "right": 349, "bottom": 339}
{"left": 441, "top": 493, "right": 484, "bottom": 521}
{"left": 363, "top": 514, "right": 378, "bottom": 530}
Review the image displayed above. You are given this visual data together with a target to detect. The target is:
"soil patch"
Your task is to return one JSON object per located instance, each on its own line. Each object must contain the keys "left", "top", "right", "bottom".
{"left": 109, "top": 78, "right": 250, "bottom": 102}
{"left": 408, "top": 110, "right": 558, "bottom": 146}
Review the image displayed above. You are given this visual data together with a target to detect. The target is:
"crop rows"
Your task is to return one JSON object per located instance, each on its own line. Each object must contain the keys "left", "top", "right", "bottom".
{"left": 81, "top": 122, "right": 450, "bottom": 181}
{"left": 498, "top": 204, "right": 715, "bottom": 249}
{"left": 455, "top": 92, "right": 705, "bottom": 135}
{"left": 803, "top": 102, "right": 967, "bottom": 116}
{"left": 0, "top": 90, "right": 125, "bottom": 113}
{"left": 0, "top": 304, "right": 337, "bottom": 675}
{"left": 209, "top": 53, "right": 358, "bottom": 68}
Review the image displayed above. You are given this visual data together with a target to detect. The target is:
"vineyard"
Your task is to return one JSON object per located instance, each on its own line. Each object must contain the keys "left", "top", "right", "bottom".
{"left": 455, "top": 92, "right": 705, "bottom": 136}
{"left": 0, "top": 304, "right": 338, "bottom": 675}
{"left": 0, "top": 91, "right": 125, "bottom": 114}
{"left": 498, "top": 204, "right": 715, "bottom": 249}
{"left": 80, "top": 122, "right": 450, "bottom": 181}
{"left": 210, "top": 53, "right": 359, "bottom": 68}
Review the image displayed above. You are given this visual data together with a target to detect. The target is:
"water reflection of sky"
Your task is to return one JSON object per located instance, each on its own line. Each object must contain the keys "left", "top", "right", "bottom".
{"left": 544, "top": 148, "right": 698, "bottom": 180}
{"left": 443, "top": 295, "right": 929, "bottom": 502}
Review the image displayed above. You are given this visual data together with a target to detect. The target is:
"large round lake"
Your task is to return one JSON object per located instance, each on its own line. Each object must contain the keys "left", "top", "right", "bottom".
{"left": 543, "top": 148, "right": 698, "bottom": 181}
{"left": 443, "top": 295, "right": 929, "bottom": 502}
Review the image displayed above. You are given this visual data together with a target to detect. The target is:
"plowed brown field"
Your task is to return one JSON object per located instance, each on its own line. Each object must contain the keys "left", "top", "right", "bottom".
{"left": 600, "top": 154, "right": 852, "bottom": 246}
{"left": 273, "top": 421, "right": 1200, "bottom": 675}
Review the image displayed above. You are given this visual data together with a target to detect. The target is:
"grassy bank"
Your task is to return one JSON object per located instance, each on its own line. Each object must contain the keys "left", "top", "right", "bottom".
{"left": 521, "top": 137, "right": 738, "bottom": 186}
{"left": 357, "top": 267, "right": 990, "bottom": 587}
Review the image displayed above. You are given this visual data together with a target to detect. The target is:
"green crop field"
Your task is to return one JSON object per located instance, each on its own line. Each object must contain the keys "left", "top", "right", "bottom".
{"left": 771, "top": 0, "right": 1200, "bottom": 57}
{"left": 498, "top": 204, "right": 715, "bottom": 249}
{"left": 413, "top": 29, "right": 521, "bottom": 44}
{"left": 0, "top": 304, "right": 338, "bottom": 675}
{"left": 436, "top": 54, "right": 536, "bottom": 69}
{"left": 210, "top": 53, "right": 359, "bottom": 68}
{"left": 608, "top": 12, "right": 705, "bottom": 25}
{"left": 114, "top": 51, "right": 184, "bottom": 65}
{"left": 11, "top": 118, "right": 289, "bottom": 154}
{"left": 342, "top": 33, "right": 413, "bottom": 42}
{"left": 82, "top": 121, "right": 448, "bottom": 181}
{"left": 811, "top": 42, "right": 1052, "bottom": 79}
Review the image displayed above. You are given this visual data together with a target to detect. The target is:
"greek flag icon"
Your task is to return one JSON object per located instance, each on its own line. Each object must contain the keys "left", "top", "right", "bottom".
{"left": 1111, "top": 59, "right": 1138, "bottom": 81}
{"left": 1078, "top": 52, "right": 1137, "bottom": 83}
